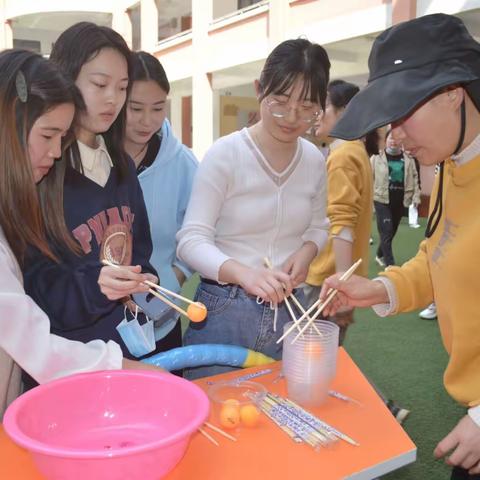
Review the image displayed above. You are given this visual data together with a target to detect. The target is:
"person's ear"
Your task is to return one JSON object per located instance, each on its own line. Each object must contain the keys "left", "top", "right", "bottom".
{"left": 254, "top": 79, "right": 261, "bottom": 100}
{"left": 446, "top": 87, "right": 464, "bottom": 110}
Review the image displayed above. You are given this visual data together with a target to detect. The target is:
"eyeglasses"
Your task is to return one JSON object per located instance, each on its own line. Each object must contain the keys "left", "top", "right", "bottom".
{"left": 265, "top": 97, "right": 322, "bottom": 124}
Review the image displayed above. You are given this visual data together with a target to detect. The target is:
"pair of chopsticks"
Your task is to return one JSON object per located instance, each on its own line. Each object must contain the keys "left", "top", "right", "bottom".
{"left": 276, "top": 259, "right": 362, "bottom": 344}
{"left": 198, "top": 422, "right": 237, "bottom": 446}
{"left": 263, "top": 257, "right": 322, "bottom": 337}
{"left": 101, "top": 259, "right": 193, "bottom": 318}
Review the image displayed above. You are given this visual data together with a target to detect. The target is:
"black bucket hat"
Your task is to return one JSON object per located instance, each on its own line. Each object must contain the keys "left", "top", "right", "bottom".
{"left": 331, "top": 13, "right": 480, "bottom": 140}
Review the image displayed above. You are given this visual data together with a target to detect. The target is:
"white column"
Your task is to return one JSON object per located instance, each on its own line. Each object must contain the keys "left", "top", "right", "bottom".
{"left": 268, "top": 0, "right": 289, "bottom": 48}
{"left": 192, "top": 0, "right": 213, "bottom": 160}
{"left": 169, "top": 93, "right": 183, "bottom": 141}
{"left": 112, "top": 6, "right": 132, "bottom": 49}
{"left": 140, "top": 0, "right": 158, "bottom": 52}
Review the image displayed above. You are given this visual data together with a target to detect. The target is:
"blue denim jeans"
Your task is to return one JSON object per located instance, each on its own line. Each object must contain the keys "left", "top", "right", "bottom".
{"left": 184, "top": 281, "right": 304, "bottom": 380}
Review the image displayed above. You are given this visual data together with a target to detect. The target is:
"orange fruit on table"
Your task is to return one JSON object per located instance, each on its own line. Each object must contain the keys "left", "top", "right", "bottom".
{"left": 219, "top": 401, "right": 240, "bottom": 429}
{"left": 187, "top": 302, "right": 207, "bottom": 322}
{"left": 240, "top": 404, "right": 261, "bottom": 427}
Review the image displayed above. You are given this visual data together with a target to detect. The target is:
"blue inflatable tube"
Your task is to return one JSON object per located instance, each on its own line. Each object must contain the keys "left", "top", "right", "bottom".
{"left": 142, "top": 344, "right": 274, "bottom": 371}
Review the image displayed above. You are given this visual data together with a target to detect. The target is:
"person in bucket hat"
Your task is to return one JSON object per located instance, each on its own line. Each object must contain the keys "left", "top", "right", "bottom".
{"left": 319, "top": 13, "right": 480, "bottom": 479}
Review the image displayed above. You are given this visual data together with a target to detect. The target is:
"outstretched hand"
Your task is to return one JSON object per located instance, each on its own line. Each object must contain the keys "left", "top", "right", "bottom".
{"left": 319, "top": 273, "right": 389, "bottom": 316}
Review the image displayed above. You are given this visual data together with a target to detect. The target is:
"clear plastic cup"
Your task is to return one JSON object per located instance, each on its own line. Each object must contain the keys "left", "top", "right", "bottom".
{"left": 282, "top": 320, "right": 339, "bottom": 406}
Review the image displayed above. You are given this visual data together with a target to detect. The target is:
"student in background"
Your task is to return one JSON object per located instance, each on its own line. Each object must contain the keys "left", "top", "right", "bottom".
{"left": 0, "top": 50, "right": 160, "bottom": 417}
{"left": 305, "top": 79, "right": 377, "bottom": 344}
{"left": 124, "top": 51, "right": 198, "bottom": 349}
{"left": 371, "top": 129, "right": 421, "bottom": 267}
{"left": 177, "top": 39, "right": 330, "bottom": 379}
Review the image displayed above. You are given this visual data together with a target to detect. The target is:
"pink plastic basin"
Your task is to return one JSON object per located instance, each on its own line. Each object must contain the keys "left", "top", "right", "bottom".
{"left": 4, "top": 370, "right": 209, "bottom": 480}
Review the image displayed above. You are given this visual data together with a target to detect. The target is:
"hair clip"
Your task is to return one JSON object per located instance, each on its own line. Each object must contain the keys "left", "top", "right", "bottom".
{"left": 15, "top": 71, "right": 28, "bottom": 103}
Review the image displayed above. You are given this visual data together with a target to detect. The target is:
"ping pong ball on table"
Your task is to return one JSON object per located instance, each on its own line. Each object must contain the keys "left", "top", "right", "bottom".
{"left": 187, "top": 302, "right": 207, "bottom": 322}
{"left": 219, "top": 399, "right": 240, "bottom": 429}
{"left": 240, "top": 404, "right": 261, "bottom": 427}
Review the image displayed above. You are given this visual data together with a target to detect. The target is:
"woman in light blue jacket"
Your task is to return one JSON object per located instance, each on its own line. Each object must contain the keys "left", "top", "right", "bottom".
{"left": 124, "top": 52, "right": 198, "bottom": 354}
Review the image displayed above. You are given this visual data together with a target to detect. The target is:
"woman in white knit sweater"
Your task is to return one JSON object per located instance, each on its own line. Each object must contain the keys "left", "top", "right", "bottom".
{"left": 177, "top": 39, "right": 331, "bottom": 379}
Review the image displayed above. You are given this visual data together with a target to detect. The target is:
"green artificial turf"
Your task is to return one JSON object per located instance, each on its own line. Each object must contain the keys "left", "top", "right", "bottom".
{"left": 180, "top": 217, "right": 463, "bottom": 479}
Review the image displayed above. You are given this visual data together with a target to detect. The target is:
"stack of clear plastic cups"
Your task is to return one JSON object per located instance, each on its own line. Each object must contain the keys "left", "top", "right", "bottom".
{"left": 282, "top": 320, "right": 339, "bottom": 407}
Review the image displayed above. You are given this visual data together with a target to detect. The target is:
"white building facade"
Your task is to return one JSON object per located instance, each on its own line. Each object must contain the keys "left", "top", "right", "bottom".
{"left": 1, "top": 0, "right": 480, "bottom": 195}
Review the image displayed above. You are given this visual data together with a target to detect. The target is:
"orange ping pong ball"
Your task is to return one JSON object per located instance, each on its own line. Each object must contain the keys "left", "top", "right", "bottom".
{"left": 240, "top": 404, "right": 261, "bottom": 427}
{"left": 304, "top": 342, "right": 323, "bottom": 358}
{"left": 187, "top": 302, "right": 207, "bottom": 322}
{"left": 219, "top": 400, "right": 240, "bottom": 429}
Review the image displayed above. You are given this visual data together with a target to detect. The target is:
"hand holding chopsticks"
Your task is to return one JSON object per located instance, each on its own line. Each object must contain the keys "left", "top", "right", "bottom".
{"left": 263, "top": 257, "right": 321, "bottom": 337}
{"left": 101, "top": 259, "right": 207, "bottom": 322}
{"left": 276, "top": 259, "right": 362, "bottom": 344}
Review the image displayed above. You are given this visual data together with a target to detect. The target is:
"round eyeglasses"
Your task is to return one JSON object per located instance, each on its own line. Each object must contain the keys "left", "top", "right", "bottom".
{"left": 265, "top": 98, "right": 322, "bottom": 124}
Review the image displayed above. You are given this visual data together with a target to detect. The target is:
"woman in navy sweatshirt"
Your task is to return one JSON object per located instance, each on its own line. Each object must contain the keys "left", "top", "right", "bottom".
{"left": 22, "top": 23, "right": 168, "bottom": 388}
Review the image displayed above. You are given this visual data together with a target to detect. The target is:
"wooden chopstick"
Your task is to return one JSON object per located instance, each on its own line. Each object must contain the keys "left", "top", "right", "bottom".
{"left": 101, "top": 259, "right": 190, "bottom": 318}
{"left": 290, "top": 259, "right": 362, "bottom": 344}
{"left": 198, "top": 427, "right": 219, "bottom": 446}
{"left": 144, "top": 280, "right": 196, "bottom": 306}
{"left": 277, "top": 258, "right": 362, "bottom": 343}
{"left": 204, "top": 422, "right": 237, "bottom": 442}
{"left": 287, "top": 290, "right": 322, "bottom": 336}
{"left": 262, "top": 258, "right": 303, "bottom": 335}
{"left": 263, "top": 257, "right": 321, "bottom": 337}
{"left": 146, "top": 288, "right": 190, "bottom": 318}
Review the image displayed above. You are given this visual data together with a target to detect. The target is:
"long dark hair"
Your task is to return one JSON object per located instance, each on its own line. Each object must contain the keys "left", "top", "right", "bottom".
{"left": 50, "top": 22, "right": 132, "bottom": 180}
{"left": 0, "top": 49, "right": 80, "bottom": 263}
{"left": 329, "top": 79, "right": 379, "bottom": 155}
{"left": 131, "top": 51, "right": 170, "bottom": 93}
{"left": 258, "top": 38, "right": 330, "bottom": 110}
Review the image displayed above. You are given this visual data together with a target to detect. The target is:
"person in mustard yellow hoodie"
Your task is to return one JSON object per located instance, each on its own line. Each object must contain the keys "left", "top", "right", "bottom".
{"left": 305, "top": 80, "right": 378, "bottom": 345}
{"left": 320, "top": 14, "right": 480, "bottom": 480}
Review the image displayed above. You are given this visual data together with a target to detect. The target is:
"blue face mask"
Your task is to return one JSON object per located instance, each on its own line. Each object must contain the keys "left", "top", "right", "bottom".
{"left": 116, "top": 305, "right": 156, "bottom": 358}
{"left": 132, "top": 292, "right": 180, "bottom": 342}
{"left": 386, "top": 146, "right": 403, "bottom": 156}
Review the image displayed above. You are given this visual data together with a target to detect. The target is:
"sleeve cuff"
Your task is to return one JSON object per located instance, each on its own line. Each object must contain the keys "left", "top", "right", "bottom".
{"left": 105, "top": 341, "right": 123, "bottom": 370}
{"left": 332, "top": 227, "right": 354, "bottom": 243}
{"left": 468, "top": 406, "right": 480, "bottom": 427}
{"left": 302, "top": 230, "right": 328, "bottom": 254}
{"left": 372, "top": 277, "right": 398, "bottom": 317}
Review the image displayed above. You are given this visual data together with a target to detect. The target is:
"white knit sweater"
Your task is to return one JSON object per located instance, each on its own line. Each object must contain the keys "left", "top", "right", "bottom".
{"left": 177, "top": 128, "right": 329, "bottom": 280}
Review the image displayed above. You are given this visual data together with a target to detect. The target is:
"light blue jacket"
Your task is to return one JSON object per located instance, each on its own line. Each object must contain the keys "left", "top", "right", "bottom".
{"left": 138, "top": 118, "right": 198, "bottom": 339}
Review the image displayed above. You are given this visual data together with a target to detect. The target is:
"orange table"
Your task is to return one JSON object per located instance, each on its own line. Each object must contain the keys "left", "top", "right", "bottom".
{"left": 0, "top": 349, "right": 416, "bottom": 480}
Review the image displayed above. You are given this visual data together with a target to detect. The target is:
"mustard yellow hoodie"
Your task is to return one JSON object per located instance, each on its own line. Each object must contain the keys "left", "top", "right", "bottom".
{"left": 381, "top": 156, "right": 480, "bottom": 407}
{"left": 307, "top": 140, "right": 373, "bottom": 286}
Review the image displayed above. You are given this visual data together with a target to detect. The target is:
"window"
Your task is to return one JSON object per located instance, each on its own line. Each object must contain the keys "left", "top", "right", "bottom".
{"left": 13, "top": 39, "right": 41, "bottom": 53}
{"left": 238, "top": 0, "right": 262, "bottom": 8}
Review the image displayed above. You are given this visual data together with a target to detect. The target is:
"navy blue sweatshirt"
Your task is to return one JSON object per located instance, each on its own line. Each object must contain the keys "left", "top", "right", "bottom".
{"left": 23, "top": 158, "right": 163, "bottom": 360}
